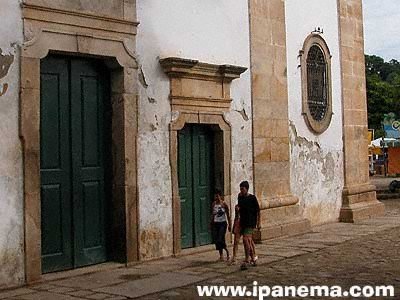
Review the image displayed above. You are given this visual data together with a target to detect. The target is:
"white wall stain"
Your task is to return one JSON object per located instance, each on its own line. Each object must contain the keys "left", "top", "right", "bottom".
{"left": 0, "top": 0, "right": 24, "bottom": 289}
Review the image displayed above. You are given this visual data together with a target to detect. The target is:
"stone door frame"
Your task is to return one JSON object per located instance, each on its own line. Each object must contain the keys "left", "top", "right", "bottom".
{"left": 160, "top": 57, "right": 247, "bottom": 254}
{"left": 170, "top": 112, "right": 232, "bottom": 254}
{"left": 20, "top": 4, "right": 139, "bottom": 283}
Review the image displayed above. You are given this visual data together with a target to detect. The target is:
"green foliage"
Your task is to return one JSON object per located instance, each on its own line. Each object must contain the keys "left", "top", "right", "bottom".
{"left": 366, "top": 55, "right": 400, "bottom": 137}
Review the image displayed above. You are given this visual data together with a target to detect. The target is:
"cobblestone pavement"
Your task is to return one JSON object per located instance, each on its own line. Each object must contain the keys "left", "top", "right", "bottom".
{"left": 370, "top": 176, "right": 398, "bottom": 190}
{"left": 1, "top": 199, "right": 399, "bottom": 300}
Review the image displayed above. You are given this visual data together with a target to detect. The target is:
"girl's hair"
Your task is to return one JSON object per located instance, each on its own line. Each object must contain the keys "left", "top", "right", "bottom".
{"left": 214, "top": 189, "right": 223, "bottom": 196}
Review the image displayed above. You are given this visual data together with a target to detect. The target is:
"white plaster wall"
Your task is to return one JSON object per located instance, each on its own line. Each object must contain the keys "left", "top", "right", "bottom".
{"left": 136, "top": 0, "right": 252, "bottom": 259}
{"left": 285, "top": 0, "right": 344, "bottom": 225}
{"left": 0, "top": 0, "right": 24, "bottom": 288}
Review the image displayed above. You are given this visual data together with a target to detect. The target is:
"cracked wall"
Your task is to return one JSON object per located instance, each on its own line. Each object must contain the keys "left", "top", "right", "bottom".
{"left": 0, "top": 0, "right": 24, "bottom": 289}
{"left": 286, "top": 0, "right": 344, "bottom": 225}
{"left": 136, "top": 0, "right": 252, "bottom": 259}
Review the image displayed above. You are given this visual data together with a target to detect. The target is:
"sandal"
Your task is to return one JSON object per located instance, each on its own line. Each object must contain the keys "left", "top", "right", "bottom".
{"left": 250, "top": 256, "right": 258, "bottom": 267}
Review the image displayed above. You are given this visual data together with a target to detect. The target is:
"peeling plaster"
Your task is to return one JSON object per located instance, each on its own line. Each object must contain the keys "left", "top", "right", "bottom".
{"left": 0, "top": 48, "right": 14, "bottom": 98}
{"left": 0, "top": 48, "right": 14, "bottom": 79}
{"left": 137, "top": 131, "right": 173, "bottom": 260}
{"left": 138, "top": 66, "right": 149, "bottom": 88}
{"left": 289, "top": 121, "right": 343, "bottom": 225}
{"left": 235, "top": 108, "right": 249, "bottom": 121}
{"left": 0, "top": 83, "right": 8, "bottom": 97}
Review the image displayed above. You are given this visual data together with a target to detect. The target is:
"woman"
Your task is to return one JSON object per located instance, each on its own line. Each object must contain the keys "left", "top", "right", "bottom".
{"left": 210, "top": 190, "right": 231, "bottom": 261}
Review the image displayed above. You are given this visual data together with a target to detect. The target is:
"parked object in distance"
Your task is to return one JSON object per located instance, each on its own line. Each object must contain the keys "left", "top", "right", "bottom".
{"left": 389, "top": 180, "right": 400, "bottom": 193}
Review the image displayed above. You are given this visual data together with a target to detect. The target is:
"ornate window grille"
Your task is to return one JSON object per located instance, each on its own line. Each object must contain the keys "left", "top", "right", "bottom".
{"left": 300, "top": 34, "right": 333, "bottom": 134}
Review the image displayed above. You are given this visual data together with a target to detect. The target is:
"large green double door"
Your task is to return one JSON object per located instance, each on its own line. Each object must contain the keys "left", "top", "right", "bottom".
{"left": 178, "top": 125, "right": 214, "bottom": 249}
{"left": 40, "top": 56, "right": 109, "bottom": 273}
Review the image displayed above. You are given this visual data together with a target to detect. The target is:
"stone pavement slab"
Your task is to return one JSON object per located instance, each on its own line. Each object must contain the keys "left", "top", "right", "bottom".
{"left": 49, "top": 269, "right": 127, "bottom": 290}
{"left": 7, "top": 291, "right": 85, "bottom": 300}
{"left": 0, "top": 289, "right": 35, "bottom": 300}
{"left": 93, "top": 272, "right": 206, "bottom": 299}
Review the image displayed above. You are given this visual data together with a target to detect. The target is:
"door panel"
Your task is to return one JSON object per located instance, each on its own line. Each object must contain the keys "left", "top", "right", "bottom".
{"left": 193, "top": 127, "right": 213, "bottom": 246}
{"left": 178, "top": 125, "right": 214, "bottom": 249}
{"left": 178, "top": 126, "right": 194, "bottom": 249}
{"left": 71, "top": 60, "right": 107, "bottom": 267}
{"left": 40, "top": 56, "right": 108, "bottom": 273}
{"left": 40, "top": 57, "right": 73, "bottom": 273}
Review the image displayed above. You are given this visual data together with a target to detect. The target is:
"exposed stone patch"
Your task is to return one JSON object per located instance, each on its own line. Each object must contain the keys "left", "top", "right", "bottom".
{"left": 138, "top": 66, "right": 149, "bottom": 88}
{"left": 139, "top": 227, "right": 172, "bottom": 260}
{"left": 0, "top": 83, "right": 8, "bottom": 97}
{"left": 289, "top": 121, "right": 320, "bottom": 150}
{"left": 0, "top": 48, "right": 14, "bottom": 79}
{"left": 321, "top": 152, "right": 335, "bottom": 183}
{"left": 0, "top": 48, "right": 14, "bottom": 98}
{"left": 235, "top": 108, "right": 249, "bottom": 121}
{"left": 0, "top": 220, "right": 24, "bottom": 288}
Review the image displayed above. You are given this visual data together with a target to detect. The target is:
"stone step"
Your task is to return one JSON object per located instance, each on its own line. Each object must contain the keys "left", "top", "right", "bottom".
{"left": 377, "top": 193, "right": 400, "bottom": 200}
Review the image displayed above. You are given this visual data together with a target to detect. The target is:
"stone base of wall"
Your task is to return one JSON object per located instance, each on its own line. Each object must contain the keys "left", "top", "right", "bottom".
{"left": 340, "top": 188, "right": 385, "bottom": 223}
{"left": 259, "top": 204, "right": 311, "bottom": 240}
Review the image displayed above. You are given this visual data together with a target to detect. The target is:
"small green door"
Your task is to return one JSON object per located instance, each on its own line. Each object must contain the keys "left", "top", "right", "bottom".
{"left": 178, "top": 125, "right": 214, "bottom": 249}
{"left": 40, "top": 56, "right": 109, "bottom": 273}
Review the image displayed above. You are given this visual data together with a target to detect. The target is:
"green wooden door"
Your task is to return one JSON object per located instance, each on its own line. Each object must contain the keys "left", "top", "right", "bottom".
{"left": 178, "top": 125, "right": 214, "bottom": 249}
{"left": 40, "top": 56, "right": 109, "bottom": 273}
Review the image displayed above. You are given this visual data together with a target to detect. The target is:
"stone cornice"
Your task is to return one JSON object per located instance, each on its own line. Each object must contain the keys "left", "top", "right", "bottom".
{"left": 23, "top": 3, "right": 139, "bottom": 36}
{"left": 160, "top": 57, "right": 247, "bottom": 82}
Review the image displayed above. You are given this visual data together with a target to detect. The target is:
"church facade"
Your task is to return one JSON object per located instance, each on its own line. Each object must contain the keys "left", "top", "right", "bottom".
{"left": 0, "top": 0, "right": 384, "bottom": 288}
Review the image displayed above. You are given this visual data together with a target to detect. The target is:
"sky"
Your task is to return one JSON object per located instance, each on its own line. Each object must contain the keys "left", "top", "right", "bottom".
{"left": 363, "top": 0, "right": 400, "bottom": 61}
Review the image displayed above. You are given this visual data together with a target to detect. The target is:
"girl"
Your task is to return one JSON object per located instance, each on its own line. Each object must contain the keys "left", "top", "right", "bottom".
{"left": 229, "top": 204, "right": 241, "bottom": 265}
{"left": 210, "top": 190, "right": 231, "bottom": 261}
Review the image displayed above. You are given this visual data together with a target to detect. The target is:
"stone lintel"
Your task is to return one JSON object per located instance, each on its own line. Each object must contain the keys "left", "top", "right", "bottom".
{"left": 161, "top": 57, "right": 247, "bottom": 114}
{"left": 22, "top": 3, "right": 139, "bottom": 36}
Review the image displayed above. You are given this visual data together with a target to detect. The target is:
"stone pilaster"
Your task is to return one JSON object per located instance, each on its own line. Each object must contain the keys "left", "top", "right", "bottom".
{"left": 337, "top": 0, "right": 384, "bottom": 222}
{"left": 249, "top": 0, "right": 310, "bottom": 239}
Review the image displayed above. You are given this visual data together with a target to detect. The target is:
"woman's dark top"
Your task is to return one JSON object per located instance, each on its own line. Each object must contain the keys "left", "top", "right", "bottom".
{"left": 238, "top": 193, "right": 260, "bottom": 229}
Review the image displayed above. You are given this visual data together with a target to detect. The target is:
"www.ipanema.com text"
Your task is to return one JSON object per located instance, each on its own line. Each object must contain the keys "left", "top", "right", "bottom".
{"left": 197, "top": 282, "right": 395, "bottom": 299}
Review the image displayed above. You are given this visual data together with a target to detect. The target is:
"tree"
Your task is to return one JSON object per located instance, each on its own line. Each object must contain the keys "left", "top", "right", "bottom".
{"left": 365, "top": 55, "right": 400, "bottom": 138}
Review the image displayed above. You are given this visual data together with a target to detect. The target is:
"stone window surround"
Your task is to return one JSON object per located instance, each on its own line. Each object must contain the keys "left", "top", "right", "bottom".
{"left": 299, "top": 33, "right": 333, "bottom": 134}
{"left": 20, "top": 3, "right": 139, "bottom": 283}
{"left": 160, "top": 57, "right": 246, "bottom": 254}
